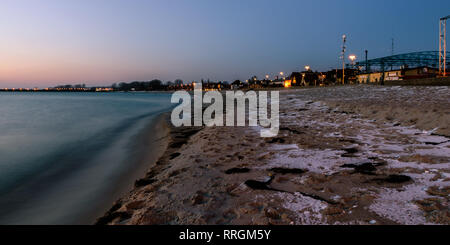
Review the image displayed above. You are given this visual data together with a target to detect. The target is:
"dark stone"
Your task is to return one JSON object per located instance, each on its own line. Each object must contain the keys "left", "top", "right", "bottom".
{"left": 245, "top": 180, "right": 273, "bottom": 191}
{"left": 135, "top": 178, "right": 156, "bottom": 187}
{"left": 424, "top": 142, "right": 440, "bottom": 145}
{"left": 354, "top": 163, "right": 377, "bottom": 174}
{"left": 245, "top": 176, "right": 275, "bottom": 191}
{"left": 270, "top": 168, "right": 307, "bottom": 175}
{"left": 225, "top": 168, "right": 251, "bottom": 174}
{"left": 342, "top": 148, "right": 359, "bottom": 154}
{"left": 375, "top": 175, "right": 413, "bottom": 184}
{"left": 373, "top": 160, "right": 388, "bottom": 167}
{"left": 192, "top": 192, "right": 206, "bottom": 205}
{"left": 340, "top": 147, "right": 359, "bottom": 158}
{"left": 169, "top": 152, "right": 181, "bottom": 160}
{"left": 341, "top": 162, "right": 377, "bottom": 175}
{"left": 170, "top": 141, "right": 185, "bottom": 148}
{"left": 267, "top": 138, "right": 286, "bottom": 144}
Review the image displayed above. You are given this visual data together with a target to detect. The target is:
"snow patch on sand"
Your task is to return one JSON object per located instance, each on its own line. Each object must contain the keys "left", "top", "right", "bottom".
{"left": 369, "top": 171, "right": 449, "bottom": 225}
{"left": 274, "top": 192, "right": 328, "bottom": 225}
{"left": 369, "top": 184, "right": 430, "bottom": 225}
{"left": 264, "top": 145, "right": 343, "bottom": 174}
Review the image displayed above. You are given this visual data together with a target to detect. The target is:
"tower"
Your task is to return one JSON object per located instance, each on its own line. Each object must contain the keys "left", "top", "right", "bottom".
{"left": 440, "top": 15, "right": 450, "bottom": 77}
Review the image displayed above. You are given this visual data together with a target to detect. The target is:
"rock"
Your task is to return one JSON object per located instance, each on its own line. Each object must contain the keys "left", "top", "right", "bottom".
{"left": 270, "top": 168, "right": 307, "bottom": 175}
{"left": 267, "top": 138, "right": 286, "bottom": 144}
{"left": 169, "top": 152, "right": 181, "bottom": 160}
{"left": 373, "top": 174, "right": 412, "bottom": 184}
{"left": 244, "top": 176, "right": 278, "bottom": 191}
{"left": 342, "top": 147, "right": 359, "bottom": 154}
{"left": 341, "top": 162, "right": 377, "bottom": 175}
{"left": 191, "top": 191, "right": 206, "bottom": 205}
{"left": 135, "top": 178, "right": 156, "bottom": 187}
{"left": 225, "top": 168, "right": 251, "bottom": 174}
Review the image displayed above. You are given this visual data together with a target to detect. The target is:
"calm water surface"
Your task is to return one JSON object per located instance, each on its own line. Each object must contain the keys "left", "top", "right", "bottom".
{"left": 0, "top": 92, "right": 173, "bottom": 224}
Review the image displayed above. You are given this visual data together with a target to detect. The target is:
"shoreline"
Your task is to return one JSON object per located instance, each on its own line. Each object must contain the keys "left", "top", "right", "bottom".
{"left": 83, "top": 112, "right": 171, "bottom": 225}
{"left": 99, "top": 85, "right": 449, "bottom": 225}
{"left": 96, "top": 115, "right": 204, "bottom": 225}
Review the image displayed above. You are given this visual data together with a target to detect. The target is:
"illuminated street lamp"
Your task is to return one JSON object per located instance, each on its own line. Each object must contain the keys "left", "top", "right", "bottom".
{"left": 265, "top": 74, "right": 270, "bottom": 80}
{"left": 305, "top": 66, "right": 310, "bottom": 71}
{"left": 280, "top": 72, "right": 285, "bottom": 80}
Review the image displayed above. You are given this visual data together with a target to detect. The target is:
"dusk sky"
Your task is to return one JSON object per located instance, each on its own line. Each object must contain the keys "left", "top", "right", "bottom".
{"left": 1, "top": 0, "right": 449, "bottom": 88}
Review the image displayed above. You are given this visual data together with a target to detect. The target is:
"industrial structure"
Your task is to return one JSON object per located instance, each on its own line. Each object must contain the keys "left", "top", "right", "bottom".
{"left": 356, "top": 51, "right": 449, "bottom": 70}
{"left": 351, "top": 15, "right": 450, "bottom": 83}
{"left": 355, "top": 51, "right": 450, "bottom": 83}
{"left": 440, "top": 15, "right": 450, "bottom": 76}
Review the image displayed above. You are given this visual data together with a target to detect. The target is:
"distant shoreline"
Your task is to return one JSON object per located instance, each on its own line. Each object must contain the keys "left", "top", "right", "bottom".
{"left": 1, "top": 76, "right": 450, "bottom": 94}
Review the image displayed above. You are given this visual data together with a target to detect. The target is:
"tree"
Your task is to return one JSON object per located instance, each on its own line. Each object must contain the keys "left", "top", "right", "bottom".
{"left": 232, "top": 80, "right": 242, "bottom": 86}
{"left": 149, "top": 79, "right": 163, "bottom": 90}
{"left": 174, "top": 79, "right": 183, "bottom": 86}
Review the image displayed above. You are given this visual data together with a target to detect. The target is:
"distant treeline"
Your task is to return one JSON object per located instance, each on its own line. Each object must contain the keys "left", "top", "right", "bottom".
{"left": 112, "top": 79, "right": 168, "bottom": 91}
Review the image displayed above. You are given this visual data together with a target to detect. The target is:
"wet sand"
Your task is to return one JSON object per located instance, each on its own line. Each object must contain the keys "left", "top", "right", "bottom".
{"left": 99, "top": 85, "right": 449, "bottom": 225}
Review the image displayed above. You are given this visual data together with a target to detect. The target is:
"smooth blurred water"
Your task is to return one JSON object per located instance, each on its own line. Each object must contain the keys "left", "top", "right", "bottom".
{"left": 0, "top": 92, "right": 173, "bottom": 224}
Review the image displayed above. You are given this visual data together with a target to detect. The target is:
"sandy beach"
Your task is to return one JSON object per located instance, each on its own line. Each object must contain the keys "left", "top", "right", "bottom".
{"left": 98, "top": 85, "right": 450, "bottom": 225}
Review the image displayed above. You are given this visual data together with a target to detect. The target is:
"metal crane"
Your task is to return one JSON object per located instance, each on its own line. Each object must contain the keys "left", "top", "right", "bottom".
{"left": 440, "top": 15, "right": 450, "bottom": 76}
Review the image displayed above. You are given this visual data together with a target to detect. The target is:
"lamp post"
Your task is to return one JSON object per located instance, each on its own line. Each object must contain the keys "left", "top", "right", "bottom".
{"left": 342, "top": 34, "right": 347, "bottom": 85}
{"left": 305, "top": 65, "right": 310, "bottom": 71}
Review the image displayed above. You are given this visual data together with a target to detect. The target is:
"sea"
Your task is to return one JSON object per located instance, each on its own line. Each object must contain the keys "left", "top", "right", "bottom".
{"left": 0, "top": 92, "right": 174, "bottom": 224}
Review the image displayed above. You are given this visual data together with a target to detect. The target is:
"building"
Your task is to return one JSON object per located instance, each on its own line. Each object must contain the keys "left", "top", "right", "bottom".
{"left": 356, "top": 72, "right": 386, "bottom": 83}
{"left": 403, "top": 66, "right": 439, "bottom": 79}
{"left": 355, "top": 51, "right": 449, "bottom": 83}
{"left": 287, "top": 71, "right": 325, "bottom": 86}
{"left": 356, "top": 66, "right": 440, "bottom": 83}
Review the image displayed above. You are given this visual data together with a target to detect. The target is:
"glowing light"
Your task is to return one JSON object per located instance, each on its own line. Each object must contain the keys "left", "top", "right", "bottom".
{"left": 284, "top": 80, "right": 292, "bottom": 88}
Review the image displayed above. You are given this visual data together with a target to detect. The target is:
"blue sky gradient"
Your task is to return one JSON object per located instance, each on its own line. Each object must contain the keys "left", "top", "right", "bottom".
{"left": 0, "top": 0, "right": 449, "bottom": 87}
